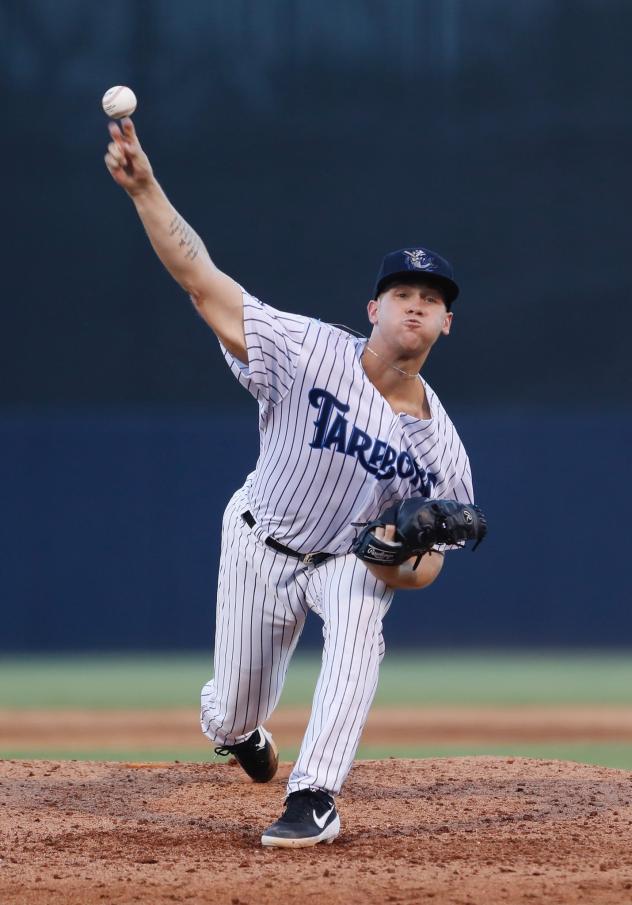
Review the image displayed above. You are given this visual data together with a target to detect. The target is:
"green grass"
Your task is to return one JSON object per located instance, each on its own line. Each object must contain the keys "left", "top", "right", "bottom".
{"left": 3, "top": 743, "right": 632, "bottom": 770}
{"left": 2, "top": 653, "right": 632, "bottom": 769}
{"left": 0, "top": 654, "right": 210, "bottom": 709}
{"left": 2, "top": 652, "right": 632, "bottom": 709}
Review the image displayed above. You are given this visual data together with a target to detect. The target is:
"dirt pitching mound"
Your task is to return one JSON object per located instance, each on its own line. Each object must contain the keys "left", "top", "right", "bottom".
{"left": 2, "top": 756, "right": 632, "bottom": 905}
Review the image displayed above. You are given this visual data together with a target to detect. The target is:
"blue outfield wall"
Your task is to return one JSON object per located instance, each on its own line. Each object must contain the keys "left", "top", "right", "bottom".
{"left": 1, "top": 408, "right": 630, "bottom": 651}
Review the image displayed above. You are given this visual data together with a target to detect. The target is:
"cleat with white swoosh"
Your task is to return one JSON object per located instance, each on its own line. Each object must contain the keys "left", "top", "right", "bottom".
{"left": 261, "top": 789, "right": 340, "bottom": 848}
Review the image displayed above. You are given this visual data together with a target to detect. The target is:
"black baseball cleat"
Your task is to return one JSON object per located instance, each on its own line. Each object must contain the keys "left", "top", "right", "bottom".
{"left": 214, "top": 726, "right": 278, "bottom": 783}
{"left": 261, "top": 789, "right": 340, "bottom": 848}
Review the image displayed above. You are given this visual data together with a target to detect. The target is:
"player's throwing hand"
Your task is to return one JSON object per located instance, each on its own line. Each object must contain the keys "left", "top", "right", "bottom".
{"left": 104, "top": 118, "right": 154, "bottom": 197}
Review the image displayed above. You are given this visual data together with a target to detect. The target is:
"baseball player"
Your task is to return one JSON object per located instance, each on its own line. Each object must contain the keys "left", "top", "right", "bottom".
{"left": 104, "top": 118, "right": 479, "bottom": 848}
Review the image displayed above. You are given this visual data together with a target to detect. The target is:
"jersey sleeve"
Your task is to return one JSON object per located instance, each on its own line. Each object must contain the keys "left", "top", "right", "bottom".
{"left": 220, "top": 288, "right": 311, "bottom": 405}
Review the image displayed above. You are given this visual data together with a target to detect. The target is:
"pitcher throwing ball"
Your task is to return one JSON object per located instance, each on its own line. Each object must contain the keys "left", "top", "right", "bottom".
{"left": 104, "top": 117, "right": 486, "bottom": 848}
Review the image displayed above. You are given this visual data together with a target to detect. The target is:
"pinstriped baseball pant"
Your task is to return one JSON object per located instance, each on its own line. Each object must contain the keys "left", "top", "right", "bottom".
{"left": 200, "top": 486, "right": 394, "bottom": 796}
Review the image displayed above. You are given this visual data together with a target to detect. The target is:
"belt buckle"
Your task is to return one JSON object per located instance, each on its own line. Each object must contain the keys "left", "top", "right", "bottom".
{"left": 303, "top": 552, "right": 316, "bottom": 564}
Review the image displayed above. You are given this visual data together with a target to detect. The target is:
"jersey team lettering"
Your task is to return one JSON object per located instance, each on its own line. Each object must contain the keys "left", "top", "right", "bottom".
{"left": 308, "top": 388, "right": 437, "bottom": 494}
{"left": 220, "top": 292, "right": 473, "bottom": 553}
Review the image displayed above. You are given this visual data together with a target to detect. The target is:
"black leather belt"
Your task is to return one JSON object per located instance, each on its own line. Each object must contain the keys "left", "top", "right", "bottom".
{"left": 241, "top": 510, "right": 332, "bottom": 566}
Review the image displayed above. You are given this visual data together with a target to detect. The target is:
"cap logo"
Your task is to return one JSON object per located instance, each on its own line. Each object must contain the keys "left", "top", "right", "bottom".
{"left": 403, "top": 249, "right": 438, "bottom": 271}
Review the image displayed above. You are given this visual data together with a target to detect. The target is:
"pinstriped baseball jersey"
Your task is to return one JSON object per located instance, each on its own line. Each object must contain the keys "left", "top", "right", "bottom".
{"left": 202, "top": 282, "right": 475, "bottom": 801}
{"left": 221, "top": 289, "right": 473, "bottom": 554}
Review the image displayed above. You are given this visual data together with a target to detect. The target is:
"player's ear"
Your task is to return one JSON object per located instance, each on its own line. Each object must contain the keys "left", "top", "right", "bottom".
{"left": 367, "top": 298, "right": 379, "bottom": 325}
{"left": 441, "top": 311, "right": 453, "bottom": 336}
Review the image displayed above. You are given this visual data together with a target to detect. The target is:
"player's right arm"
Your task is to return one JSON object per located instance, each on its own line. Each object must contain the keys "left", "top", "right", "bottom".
{"left": 104, "top": 118, "right": 247, "bottom": 362}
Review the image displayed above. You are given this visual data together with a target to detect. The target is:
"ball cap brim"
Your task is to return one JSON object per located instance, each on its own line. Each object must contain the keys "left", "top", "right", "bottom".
{"left": 373, "top": 246, "right": 460, "bottom": 303}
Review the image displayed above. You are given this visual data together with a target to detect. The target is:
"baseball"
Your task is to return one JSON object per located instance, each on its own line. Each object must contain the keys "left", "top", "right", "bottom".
{"left": 102, "top": 85, "right": 137, "bottom": 119}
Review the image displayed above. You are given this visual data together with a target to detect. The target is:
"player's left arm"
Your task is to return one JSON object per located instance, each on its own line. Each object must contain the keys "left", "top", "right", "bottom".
{"left": 363, "top": 525, "right": 444, "bottom": 590}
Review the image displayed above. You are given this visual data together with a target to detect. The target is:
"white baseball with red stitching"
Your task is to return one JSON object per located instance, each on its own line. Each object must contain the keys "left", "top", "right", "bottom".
{"left": 102, "top": 86, "right": 137, "bottom": 119}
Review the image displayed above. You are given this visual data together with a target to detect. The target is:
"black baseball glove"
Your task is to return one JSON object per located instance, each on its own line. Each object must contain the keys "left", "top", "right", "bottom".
{"left": 351, "top": 499, "right": 487, "bottom": 569}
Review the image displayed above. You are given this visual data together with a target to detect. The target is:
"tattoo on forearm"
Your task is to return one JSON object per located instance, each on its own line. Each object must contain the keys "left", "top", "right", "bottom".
{"left": 168, "top": 214, "right": 201, "bottom": 261}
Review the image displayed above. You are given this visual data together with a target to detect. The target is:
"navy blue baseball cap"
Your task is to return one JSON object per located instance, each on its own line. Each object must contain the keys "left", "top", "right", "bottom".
{"left": 373, "top": 246, "right": 460, "bottom": 304}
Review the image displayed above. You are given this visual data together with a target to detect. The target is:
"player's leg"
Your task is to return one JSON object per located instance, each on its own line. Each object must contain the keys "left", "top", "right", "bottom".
{"left": 261, "top": 556, "right": 392, "bottom": 846}
{"left": 200, "top": 490, "right": 308, "bottom": 758}
{"left": 287, "top": 555, "right": 392, "bottom": 795}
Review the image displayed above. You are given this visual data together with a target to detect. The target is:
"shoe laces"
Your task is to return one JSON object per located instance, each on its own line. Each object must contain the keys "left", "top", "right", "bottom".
{"left": 214, "top": 729, "right": 261, "bottom": 757}
{"left": 214, "top": 745, "right": 233, "bottom": 756}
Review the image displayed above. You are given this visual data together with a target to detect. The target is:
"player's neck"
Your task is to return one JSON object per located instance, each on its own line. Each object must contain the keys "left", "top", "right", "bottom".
{"left": 363, "top": 330, "right": 430, "bottom": 380}
{"left": 361, "top": 339, "right": 431, "bottom": 419}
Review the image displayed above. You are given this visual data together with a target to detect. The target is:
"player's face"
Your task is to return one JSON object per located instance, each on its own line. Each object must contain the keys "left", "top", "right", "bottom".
{"left": 367, "top": 281, "right": 452, "bottom": 354}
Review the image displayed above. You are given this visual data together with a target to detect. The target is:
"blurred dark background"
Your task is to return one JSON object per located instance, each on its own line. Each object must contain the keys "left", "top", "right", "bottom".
{"left": 2, "top": 0, "right": 630, "bottom": 650}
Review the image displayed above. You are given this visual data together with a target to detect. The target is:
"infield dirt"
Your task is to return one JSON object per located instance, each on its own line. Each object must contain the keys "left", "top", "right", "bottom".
{"left": 4, "top": 705, "right": 632, "bottom": 750}
{"left": 2, "top": 756, "right": 632, "bottom": 905}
